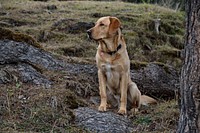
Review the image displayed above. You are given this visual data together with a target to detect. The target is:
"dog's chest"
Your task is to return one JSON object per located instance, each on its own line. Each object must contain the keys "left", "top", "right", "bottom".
{"left": 104, "top": 63, "right": 112, "bottom": 79}
{"left": 101, "top": 63, "right": 122, "bottom": 89}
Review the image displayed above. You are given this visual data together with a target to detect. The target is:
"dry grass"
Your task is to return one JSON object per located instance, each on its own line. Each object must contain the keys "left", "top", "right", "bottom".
{"left": 0, "top": 70, "right": 88, "bottom": 132}
{"left": 0, "top": 82, "right": 179, "bottom": 132}
{"left": 130, "top": 100, "right": 179, "bottom": 132}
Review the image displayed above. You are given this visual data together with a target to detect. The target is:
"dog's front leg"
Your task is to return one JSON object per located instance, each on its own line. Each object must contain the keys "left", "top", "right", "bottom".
{"left": 98, "top": 70, "right": 107, "bottom": 112}
{"left": 118, "top": 72, "right": 128, "bottom": 115}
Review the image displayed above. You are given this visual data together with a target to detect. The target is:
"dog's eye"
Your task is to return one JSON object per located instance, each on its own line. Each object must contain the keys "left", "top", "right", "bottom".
{"left": 99, "top": 23, "right": 104, "bottom": 26}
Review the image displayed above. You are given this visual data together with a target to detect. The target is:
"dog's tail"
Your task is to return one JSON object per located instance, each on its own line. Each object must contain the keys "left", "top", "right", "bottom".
{"left": 140, "top": 95, "right": 157, "bottom": 106}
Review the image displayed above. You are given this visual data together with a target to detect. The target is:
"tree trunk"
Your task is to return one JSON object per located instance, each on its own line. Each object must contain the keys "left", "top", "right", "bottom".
{"left": 176, "top": 0, "right": 200, "bottom": 132}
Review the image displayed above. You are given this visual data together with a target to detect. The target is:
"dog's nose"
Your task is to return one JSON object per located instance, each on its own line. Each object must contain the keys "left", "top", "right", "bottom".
{"left": 87, "top": 30, "right": 92, "bottom": 39}
{"left": 87, "top": 30, "right": 91, "bottom": 36}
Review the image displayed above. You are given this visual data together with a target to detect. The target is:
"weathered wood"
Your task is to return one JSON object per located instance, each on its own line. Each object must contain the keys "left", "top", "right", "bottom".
{"left": 176, "top": 0, "right": 200, "bottom": 132}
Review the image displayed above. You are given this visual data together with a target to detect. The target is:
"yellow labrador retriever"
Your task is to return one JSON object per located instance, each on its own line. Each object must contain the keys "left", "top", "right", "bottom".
{"left": 87, "top": 16, "right": 156, "bottom": 114}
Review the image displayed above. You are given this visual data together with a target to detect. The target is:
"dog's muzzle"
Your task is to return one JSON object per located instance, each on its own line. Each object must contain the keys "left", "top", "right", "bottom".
{"left": 87, "top": 29, "right": 103, "bottom": 41}
{"left": 87, "top": 30, "right": 93, "bottom": 40}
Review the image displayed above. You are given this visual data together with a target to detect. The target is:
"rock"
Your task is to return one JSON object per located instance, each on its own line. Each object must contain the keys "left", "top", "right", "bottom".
{"left": 0, "top": 40, "right": 65, "bottom": 86}
{"left": 0, "top": 63, "right": 51, "bottom": 87}
{"left": 74, "top": 107, "right": 135, "bottom": 133}
{"left": 18, "top": 63, "right": 52, "bottom": 87}
{"left": 0, "top": 40, "right": 65, "bottom": 70}
{"left": 131, "top": 63, "right": 179, "bottom": 99}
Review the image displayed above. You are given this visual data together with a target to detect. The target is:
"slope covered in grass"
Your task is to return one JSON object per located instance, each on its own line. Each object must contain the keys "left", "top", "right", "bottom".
{"left": 0, "top": 0, "right": 184, "bottom": 68}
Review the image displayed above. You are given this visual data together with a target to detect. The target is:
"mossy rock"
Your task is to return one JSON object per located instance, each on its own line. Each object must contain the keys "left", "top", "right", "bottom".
{"left": 0, "top": 27, "right": 41, "bottom": 48}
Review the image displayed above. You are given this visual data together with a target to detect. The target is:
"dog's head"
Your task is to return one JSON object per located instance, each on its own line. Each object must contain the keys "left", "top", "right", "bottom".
{"left": 87, "top": 16, "right": 121, "bottom": 41}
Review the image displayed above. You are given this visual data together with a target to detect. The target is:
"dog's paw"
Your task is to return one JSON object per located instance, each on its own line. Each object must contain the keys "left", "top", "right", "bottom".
{"left": 130, "top": 108, "right": 139, "bottom": 115}
{"left": 117, "top": 109, "right": 127, "bottom": 115}
{"left": 98, "top": 105, "right": 107, "bottom": 112}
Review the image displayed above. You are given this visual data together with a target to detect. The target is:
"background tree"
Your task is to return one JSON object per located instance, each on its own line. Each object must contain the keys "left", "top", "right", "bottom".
{"left": 176, "top": 0, "right": 200, "bottom": 132}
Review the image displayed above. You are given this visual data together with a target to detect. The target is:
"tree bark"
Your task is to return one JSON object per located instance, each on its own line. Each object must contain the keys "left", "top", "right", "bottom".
{"left": 177, "top": 0, "right": 200, "bottom": 132}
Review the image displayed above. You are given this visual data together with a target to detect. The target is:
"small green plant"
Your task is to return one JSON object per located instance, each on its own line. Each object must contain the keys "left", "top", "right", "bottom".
{"left": 135, "top": 116, "right": 152, "bottom": 125}
{"left": 15, "top": 82, "right": 21, "bottom": 89}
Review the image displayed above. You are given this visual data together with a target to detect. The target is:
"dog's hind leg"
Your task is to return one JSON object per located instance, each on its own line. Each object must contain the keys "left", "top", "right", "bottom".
{"left": 127, "top": 82, "right": 141, "bottom": 113}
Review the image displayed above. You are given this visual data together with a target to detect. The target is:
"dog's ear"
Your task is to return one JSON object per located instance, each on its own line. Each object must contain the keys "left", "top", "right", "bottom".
{"left": 109, "top": 17, "right": 121, "bottom": 35}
